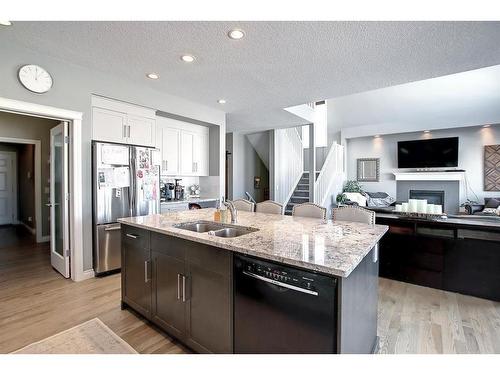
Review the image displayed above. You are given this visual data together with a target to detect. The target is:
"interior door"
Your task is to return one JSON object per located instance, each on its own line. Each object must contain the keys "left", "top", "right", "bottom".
{"left": 0, "top": 152, "right": 14, "bottom": 225}
{"left": 49, "top": 122, "right": 70, "bottom": 278}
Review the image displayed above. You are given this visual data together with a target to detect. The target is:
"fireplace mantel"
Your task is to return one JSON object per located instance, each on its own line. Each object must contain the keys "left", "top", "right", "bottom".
{"left": 393, "top": 171, "right": 465, "bottom": 181}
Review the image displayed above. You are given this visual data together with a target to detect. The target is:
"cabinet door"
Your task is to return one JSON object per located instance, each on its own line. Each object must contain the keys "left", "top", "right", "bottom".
{"left": 92, "top": 107, "right": 127, "bottom": 143}
{"left": 180, "top": 131, "right": 194, "bottom": 175}
{"left": 122, "top": 230, "right": 152, "bottom": 318}
{"left": 127, "top": 115, "right": 156, "bottom": 147}
{"left": 161, "top": 127, "right": 180, "bottom": 175}
{"left": 193, "top": 131, "right": 209, "bottom": 176}
{"left": 152, "top": 251, "right": 187, "bottom": 339}
{"left": 185, "top": 264, "right": 232, "bottom": 353}
{"left": 185, "top": 243, "right": 232, "bottom": 353}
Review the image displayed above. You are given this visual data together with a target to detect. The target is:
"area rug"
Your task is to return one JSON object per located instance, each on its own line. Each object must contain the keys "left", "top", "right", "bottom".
{"left": 12, "top": 318, "right": 138, "bottom": 354}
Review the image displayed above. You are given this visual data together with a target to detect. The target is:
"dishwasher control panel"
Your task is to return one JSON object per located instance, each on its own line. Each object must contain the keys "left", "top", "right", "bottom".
{"left": 242, "top": 258, "right": 318, "bottom": 292}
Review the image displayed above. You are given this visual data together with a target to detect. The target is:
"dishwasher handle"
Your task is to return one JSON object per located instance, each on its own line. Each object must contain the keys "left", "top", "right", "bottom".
{"left": 242, "top": 271, "right": 319, "bottom": 296}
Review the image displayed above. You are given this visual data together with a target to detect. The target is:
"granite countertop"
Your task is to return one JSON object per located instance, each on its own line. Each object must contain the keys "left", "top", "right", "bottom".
{"left": 118, "top": 208, "right": 388, "bottom": 278}
{"left": 160, "top": 197, "right": 217, "bottom": 205}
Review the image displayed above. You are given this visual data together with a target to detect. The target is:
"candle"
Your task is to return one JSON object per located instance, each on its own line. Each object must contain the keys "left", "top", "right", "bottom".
{"left": 417, "top": 199, "right": 428, "bottom": 214}
{"left": 434, "top": 205, "right": 443, "bottom": 214}
{"left": 427, "top": 204, "right": 435, "bottom": 214}
{"left": 402, "top": 203, "right": 409, "bottom": 212}
{"left": 395, "top": 204, "right": 402, "bottom": 212}
{"left": 408, "top": 199, "right": 418, "bottom": 213}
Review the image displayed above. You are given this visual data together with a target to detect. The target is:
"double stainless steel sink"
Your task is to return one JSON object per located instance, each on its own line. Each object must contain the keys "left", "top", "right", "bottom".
{"left": 173, "top": 220, "right": 259, "bottom": 238}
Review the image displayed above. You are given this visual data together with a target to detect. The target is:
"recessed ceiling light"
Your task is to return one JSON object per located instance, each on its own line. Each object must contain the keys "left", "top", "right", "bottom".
{"left": 217, "top": 99, "right": 226, "bottom": 104}
{"left": 483, "top": 124, "right": 491, "bottom": 128}
{"left": 0, "top": 21, "right": 12, "bottom": 26}
{"left": 146, "top": 73, "right": 159, "bottom": 79}
{"left": 374, "top": 135, "right": 380, "bottom": 138}
{"left": 228, "top": 29, "right": 245, "bottom": 40}
{"left": 181, "top": 55, "right": 195, "bottom": 63}
{"left": 423, "top": 130, "right": 430, "bottom": 133}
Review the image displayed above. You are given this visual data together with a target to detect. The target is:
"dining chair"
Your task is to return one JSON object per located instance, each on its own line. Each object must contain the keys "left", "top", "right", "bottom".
{"left": 231, "top": 199, "right": 255, "bottom": 212}
{"left": 255, "top": 200, "right": 283, "bottom": 215}
{"left": 332, "top": 206, "right": 375, "bottom": 225}
{"left": 291, "top": 202, "right": 327, "bottom": 219}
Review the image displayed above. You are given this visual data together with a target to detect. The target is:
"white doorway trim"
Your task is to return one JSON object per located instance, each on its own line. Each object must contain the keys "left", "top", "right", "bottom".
{"left": 0, "top": 137, "right": 42, "bottom": 241}
{"left": 0, "top": 151, "right": 17, "bottom": 225}
{"left": 0, "top": 97, "right": 88, "bottom": 282}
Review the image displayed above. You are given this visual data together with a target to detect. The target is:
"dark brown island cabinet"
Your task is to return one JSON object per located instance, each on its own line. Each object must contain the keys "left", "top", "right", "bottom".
{"left": 121, "top": 224, "right": 380, "bottom": 354}
{"left": 376, "top": 215, "right": 500, "bottom": 302}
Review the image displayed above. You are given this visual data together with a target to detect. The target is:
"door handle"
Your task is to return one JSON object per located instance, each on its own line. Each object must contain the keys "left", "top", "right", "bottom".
{"left": 126, "top": 233, "right": 138, "bottom": 239}
{"left": 177, "top": 274, "right": 181, "bottom": 300}
{"left": 242, "top": 271, "right": 319, "bottom": 296}
{"left": 45, "top": 203, "right": 60, "bottom": 207}
{"left": 144, "top": 260, "right": 150, "bottom": 283}
{"left": 104, "top": 225, "right": 121, "bottom": 231}
{"left": 182, "top": 275, "right": 187, "bottom": 302}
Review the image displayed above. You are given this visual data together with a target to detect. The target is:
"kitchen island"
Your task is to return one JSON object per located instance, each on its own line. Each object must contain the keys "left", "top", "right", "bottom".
{"left": 118, "top": 209, "right": 388, "bottom": 354}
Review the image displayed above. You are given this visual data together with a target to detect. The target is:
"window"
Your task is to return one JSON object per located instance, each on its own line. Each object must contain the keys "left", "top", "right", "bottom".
{"left": 302, "top": 102, "right": 327, "bottom": 148}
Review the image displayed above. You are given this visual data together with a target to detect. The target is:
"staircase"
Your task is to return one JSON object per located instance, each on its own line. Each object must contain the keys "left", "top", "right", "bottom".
{"left": 284, "top": 171, "right": 320, "bottom": 215}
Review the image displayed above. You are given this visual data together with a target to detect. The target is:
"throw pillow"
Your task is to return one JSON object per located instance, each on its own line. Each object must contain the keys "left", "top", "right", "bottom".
{"left": 485, "top": 198, "right": 500, "bottom": 208}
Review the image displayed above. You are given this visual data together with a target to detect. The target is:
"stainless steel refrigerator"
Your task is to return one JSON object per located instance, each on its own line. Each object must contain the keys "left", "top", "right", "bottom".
{"left": 92, "top": 141, "right": 160, "bottom": 275}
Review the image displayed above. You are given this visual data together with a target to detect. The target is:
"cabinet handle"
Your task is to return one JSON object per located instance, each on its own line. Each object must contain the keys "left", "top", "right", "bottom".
{"left": 126, "top": 233, "right": 138, "bottom": 239}
{"left": 127, "top": 125, "right": 131, "bottom": 138}
{"left": 177, "top": 274, "right": 181, "bottom": 300}
{"left": 182, "top": 275, "right": 187, "bottom": 302}
{"left": 165, "top": 160, "right": 168, "bottom": 171}
{"left": 144, "top": 260, "right": 150, "bottom": 283}
{"left": 123, "top": 125, "right": 126, "bottom": 138}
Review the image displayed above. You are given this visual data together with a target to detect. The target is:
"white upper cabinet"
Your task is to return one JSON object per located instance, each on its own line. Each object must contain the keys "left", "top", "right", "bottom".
{"left": 159, "top": 124, "right": 181, "bottom": 175}
{"left": 156, "top": 116, "right": 209, "bottom": 177}
{"left": 193, "top": 130, "right": 209, "bottom": 176}
{"left": 91, "top": 96, "right": 156, "bottom": 147}
{"left": 180, "top": 131, "right": 195, "bottom": 175}
{"left": 92, "top": 107, "right": 128, "bottom": 144}
{"left": 127, "top": 115, "right": 156, "bottom": 147}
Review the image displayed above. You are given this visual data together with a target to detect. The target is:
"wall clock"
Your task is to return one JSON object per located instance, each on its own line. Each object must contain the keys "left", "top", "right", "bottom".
{"left": 18, "top": 64, "right": 53, "bottom": 93}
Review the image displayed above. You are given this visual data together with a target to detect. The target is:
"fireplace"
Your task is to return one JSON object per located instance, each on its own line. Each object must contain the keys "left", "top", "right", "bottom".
{"left": 409, "top": 190, "right": 445, "bottom": 206}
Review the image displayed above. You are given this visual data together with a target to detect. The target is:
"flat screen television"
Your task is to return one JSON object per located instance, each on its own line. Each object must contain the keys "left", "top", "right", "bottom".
{"left": 397, "top": 137, "right": 459, "bottom": 168}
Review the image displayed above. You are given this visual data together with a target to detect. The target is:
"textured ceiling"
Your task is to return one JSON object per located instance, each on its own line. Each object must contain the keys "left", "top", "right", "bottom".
{"left": 2, "top": 21, "right": 500, "bottom": 131}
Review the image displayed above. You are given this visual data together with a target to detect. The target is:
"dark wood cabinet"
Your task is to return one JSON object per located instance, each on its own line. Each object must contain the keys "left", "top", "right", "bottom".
{"left": 377, "top": 216, "right": 500, "bottom": 301}
{"left": 121, "top": 226, "right": 152, "bottom": 318}
{"left": 152, "top": 251, "right": 186, "bottom": 338}
{"left": 123, "top": 228, "right": 233, "bottom": 353}
{"left": 185, "top": 244, "right": 232, "bottom": 353}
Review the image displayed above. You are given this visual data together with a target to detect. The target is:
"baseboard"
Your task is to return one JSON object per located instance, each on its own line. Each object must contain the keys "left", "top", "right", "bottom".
{"left": 38, "top": 235, "right": 50, "bottom": 243}
{"left": 19, "top": 221, "right": 36, "bottom": 235}
{"left": 74, "top": 269, "right": 95, "bottom": 282}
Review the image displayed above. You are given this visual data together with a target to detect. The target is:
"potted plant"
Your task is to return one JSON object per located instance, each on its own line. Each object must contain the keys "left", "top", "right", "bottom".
{"left": 343, "top": 180, "right": 363, "bottom": 193}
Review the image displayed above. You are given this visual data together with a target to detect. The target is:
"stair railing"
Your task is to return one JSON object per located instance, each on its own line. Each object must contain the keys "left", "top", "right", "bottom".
{"left": 314, "top": 142, "right": 345, "bottom": 207}
{"left": 274, "top": 127, "right": 304, "bottom": 205}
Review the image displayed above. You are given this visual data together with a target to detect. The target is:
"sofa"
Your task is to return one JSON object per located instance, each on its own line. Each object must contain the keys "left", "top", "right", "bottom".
{"left": 464, "top": 197, "right": 500, "bottom": 216}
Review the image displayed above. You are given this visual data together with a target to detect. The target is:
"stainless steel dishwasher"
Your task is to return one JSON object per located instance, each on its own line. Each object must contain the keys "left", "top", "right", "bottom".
{"left": 234, "top": 254, "right": 337, "bottom": 353}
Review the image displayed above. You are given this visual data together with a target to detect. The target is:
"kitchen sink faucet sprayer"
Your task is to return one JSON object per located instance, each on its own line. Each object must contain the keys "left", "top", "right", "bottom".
{"left": 223, "top": 200, "right": 238, "bottom": 224}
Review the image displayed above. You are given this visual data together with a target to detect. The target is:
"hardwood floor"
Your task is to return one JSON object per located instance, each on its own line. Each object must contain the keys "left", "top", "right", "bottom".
{"left": 378, "top": 277, "right": 500, "bottom": 354}
{"left": 0, "top": 226, "right": 189, "bottom": 354}
{"left": 1, "top": 226, "right": 499, "bottom": 354}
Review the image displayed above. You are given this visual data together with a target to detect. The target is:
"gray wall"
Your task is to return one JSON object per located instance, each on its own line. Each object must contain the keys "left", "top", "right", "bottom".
{"left": 0, "top": 113, "right": 59, "bottom": 236}
{"left": 1, "top": 42, "right": 225, "bottom": 271}
{"left": 346, "top": 125, "right": 500, "bottom": 204}
{"left": 227, "top": 132, "right": 269, "bottom": 203}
